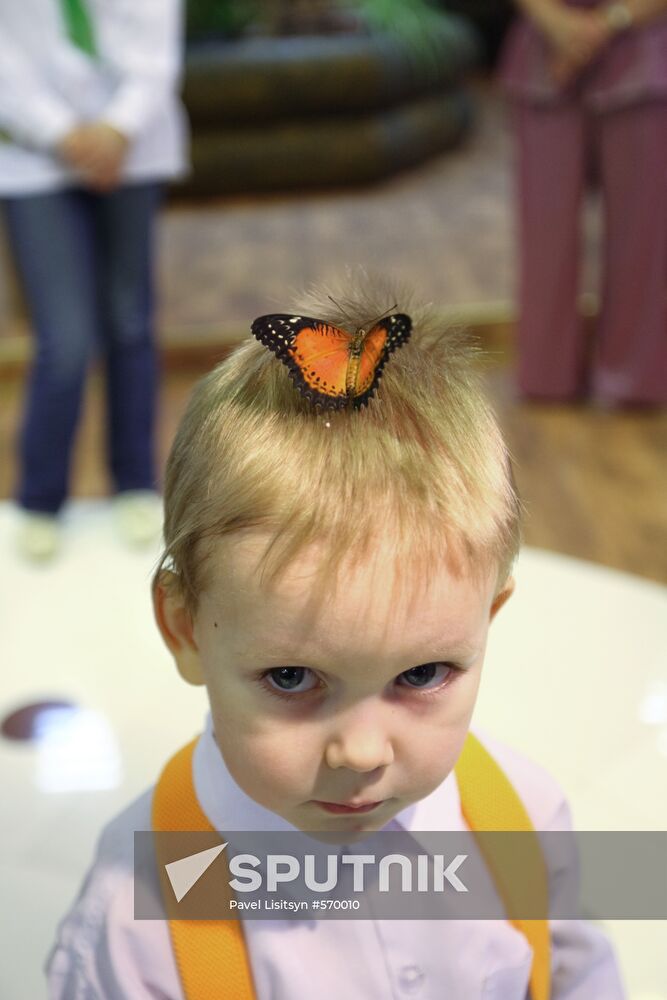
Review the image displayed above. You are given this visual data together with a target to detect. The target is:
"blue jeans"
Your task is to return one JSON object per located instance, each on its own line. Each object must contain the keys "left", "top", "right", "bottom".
{"left": 3, "top": 182, "right": 162, "bottom": 514}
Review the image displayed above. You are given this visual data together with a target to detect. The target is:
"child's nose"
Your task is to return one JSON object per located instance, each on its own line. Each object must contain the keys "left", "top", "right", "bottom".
{"left": 324, "top": 719, "right": 395, "bottom": 773}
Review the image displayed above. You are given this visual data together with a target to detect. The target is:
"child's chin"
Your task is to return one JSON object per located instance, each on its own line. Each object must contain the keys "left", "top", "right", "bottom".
{"left": 296, "top": 818, "right": 388, "bottom": 845}
{"left": 302, "top": 823, "right": 379, "bottom": 846}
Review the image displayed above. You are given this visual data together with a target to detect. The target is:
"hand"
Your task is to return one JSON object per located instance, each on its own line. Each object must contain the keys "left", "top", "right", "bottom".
{"left": 542, "top": 7, "right": 612, "bottom": 84}
{"left": 57, "top": 122, "right": 129, "bottom": 192}
{"left": 548, "top": 51, "right": 591, "bottom": 86}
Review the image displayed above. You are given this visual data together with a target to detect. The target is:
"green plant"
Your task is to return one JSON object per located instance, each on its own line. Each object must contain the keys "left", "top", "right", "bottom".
{"left": 353, "top": 0, "right": 445, "bottom": 41}
{"left": 186, "top": 0, "right": 259, "bottom": 40}
{"left": 186, "top": 0, "right": 455, "bottom": 66}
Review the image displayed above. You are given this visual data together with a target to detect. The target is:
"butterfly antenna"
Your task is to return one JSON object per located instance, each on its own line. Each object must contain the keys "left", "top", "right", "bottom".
{"left": 365, "top": 303, "right": 399, "bottom": 329}
{"left": 327, "top": 296, "right": 399, "bottom": 334}
{"left": 327, "top": 294, "right": 356, "bottom": 326}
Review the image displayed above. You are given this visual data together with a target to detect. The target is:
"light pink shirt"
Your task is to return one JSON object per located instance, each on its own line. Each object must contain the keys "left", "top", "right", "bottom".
{"left": 45, "top": 716, "right": 626, "bottom": 999}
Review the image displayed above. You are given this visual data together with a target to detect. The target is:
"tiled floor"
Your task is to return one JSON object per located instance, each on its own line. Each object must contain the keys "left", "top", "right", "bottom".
{"left": 2, "top": 500, "right": 666, "bottom": 998}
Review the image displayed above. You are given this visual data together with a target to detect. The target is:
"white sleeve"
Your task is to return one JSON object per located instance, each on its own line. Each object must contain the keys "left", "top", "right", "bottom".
{"left": 95, "top": 0, "right": 185, "bottom": 139}
{"left": 45, "top": 792, "right": 183, "bottom": 1000}
{"left": 0, "top": 30, "right": 77, "bottom": 149}
{"left": 45, "top": 864, "right": 174, "bottom": 1000}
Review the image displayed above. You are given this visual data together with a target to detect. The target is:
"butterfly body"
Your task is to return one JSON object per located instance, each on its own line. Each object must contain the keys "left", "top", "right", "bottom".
{"left": 251, "top": 312, "right": 412, "bottom": 410}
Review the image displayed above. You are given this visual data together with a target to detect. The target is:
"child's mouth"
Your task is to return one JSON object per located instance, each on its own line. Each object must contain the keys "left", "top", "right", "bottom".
{"left": 313, "top": 800, "right": 383, "bottom": 814}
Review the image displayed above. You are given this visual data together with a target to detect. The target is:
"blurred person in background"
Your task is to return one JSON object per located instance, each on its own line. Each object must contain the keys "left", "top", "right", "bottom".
{"left": 499, "top": 0, "right": 667, "bottom": 406}
{"left": 0, "top": 0, "right": 188, "bottom": 560}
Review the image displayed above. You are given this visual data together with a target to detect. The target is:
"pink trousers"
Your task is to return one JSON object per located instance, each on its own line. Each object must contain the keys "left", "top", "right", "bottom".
{"left": 514, "top": 99, "right": 667, "bottom": 403}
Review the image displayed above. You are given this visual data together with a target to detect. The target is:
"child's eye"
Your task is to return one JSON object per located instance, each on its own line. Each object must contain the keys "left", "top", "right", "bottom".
{"left": 397, "top": 662, "right": 457, "bottom": 691}
{"left": 260, "top": 662, "right": 459, "bottom": 700}
{"left": 263, "top": 666, "right": 318, "bottom": 695}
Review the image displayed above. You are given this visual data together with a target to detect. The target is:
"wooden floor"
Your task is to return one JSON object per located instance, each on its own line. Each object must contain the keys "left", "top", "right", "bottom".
{"left": 485, "top": 359, "right": 667, "bottom": 585}
{"left": 2, "top": 350, "right": 665, "bottom": 586}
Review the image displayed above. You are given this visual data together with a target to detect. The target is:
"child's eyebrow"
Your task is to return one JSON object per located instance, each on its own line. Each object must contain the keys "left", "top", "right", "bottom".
{"left": 238, "top": 635, "right": 481, "bottom": 666}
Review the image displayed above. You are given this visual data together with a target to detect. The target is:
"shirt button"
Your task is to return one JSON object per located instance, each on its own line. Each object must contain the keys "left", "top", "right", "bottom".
{"left": 398, "top": 965, "right": 425, "bottom": 994}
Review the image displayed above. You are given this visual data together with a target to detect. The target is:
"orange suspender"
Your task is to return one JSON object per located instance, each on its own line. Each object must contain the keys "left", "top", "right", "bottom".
{"left": 152, "top": 732, "right": 551, "bottom": 1000}
{"left": 456, "top": 732, "right": 551, "bottom": 1000}
{"left": 152, "top": 739, "right": 256, "bottom": 1000}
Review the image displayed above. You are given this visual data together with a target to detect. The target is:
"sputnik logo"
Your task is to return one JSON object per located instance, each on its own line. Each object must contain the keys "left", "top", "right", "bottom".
{"left": 164, "top": 843, "right": 228, "bottom": 902}
{"left": 164, "top": 843, "right": 469, "bottom": 900}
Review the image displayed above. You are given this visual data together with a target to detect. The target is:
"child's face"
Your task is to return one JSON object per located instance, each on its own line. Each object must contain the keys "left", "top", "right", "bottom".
{"left": 156, "top": 533, "right": 513, "bottom": 835}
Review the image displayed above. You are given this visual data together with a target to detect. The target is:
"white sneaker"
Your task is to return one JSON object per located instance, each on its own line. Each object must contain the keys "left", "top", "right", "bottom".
{"left": 17, "top": 511, "right": 60, "bottom": 562}
{"left": 114, "top": 490, "right": 163, "bottom": 548}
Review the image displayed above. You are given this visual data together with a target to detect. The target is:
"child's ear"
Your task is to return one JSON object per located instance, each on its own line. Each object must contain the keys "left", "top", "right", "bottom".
{"left": 152, "top": 571, "right": 205, "bottom": 686}
{"left": 489, "top": 576, "right": 515, "bottom": 621}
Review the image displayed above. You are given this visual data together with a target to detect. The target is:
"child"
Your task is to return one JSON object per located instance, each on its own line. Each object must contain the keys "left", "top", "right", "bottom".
{"left": 46, "top": 281, "right": 625, "bottom": 998}
{"left": 0, "top": 0, "right": 188, "bottom": 560}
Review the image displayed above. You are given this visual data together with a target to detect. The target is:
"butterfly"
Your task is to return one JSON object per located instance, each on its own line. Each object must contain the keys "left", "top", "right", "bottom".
{"left": 250, "top": 312, "right": 412, "bottom": 410}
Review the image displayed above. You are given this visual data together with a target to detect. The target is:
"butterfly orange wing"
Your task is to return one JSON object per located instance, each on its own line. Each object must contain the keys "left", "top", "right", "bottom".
{"left": 350, "top": 315, "right": 412, "bottom": 406}
{"left": 353, "top": 323, "right": 388, "bottom": 396}
{"left": 290, "top": 323, "right": 354, "bottom": 399}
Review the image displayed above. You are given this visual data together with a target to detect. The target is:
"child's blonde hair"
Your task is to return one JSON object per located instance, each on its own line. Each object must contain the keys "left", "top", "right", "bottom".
{"left": 156, "top": 278, "right": 522, "bottom": 615}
